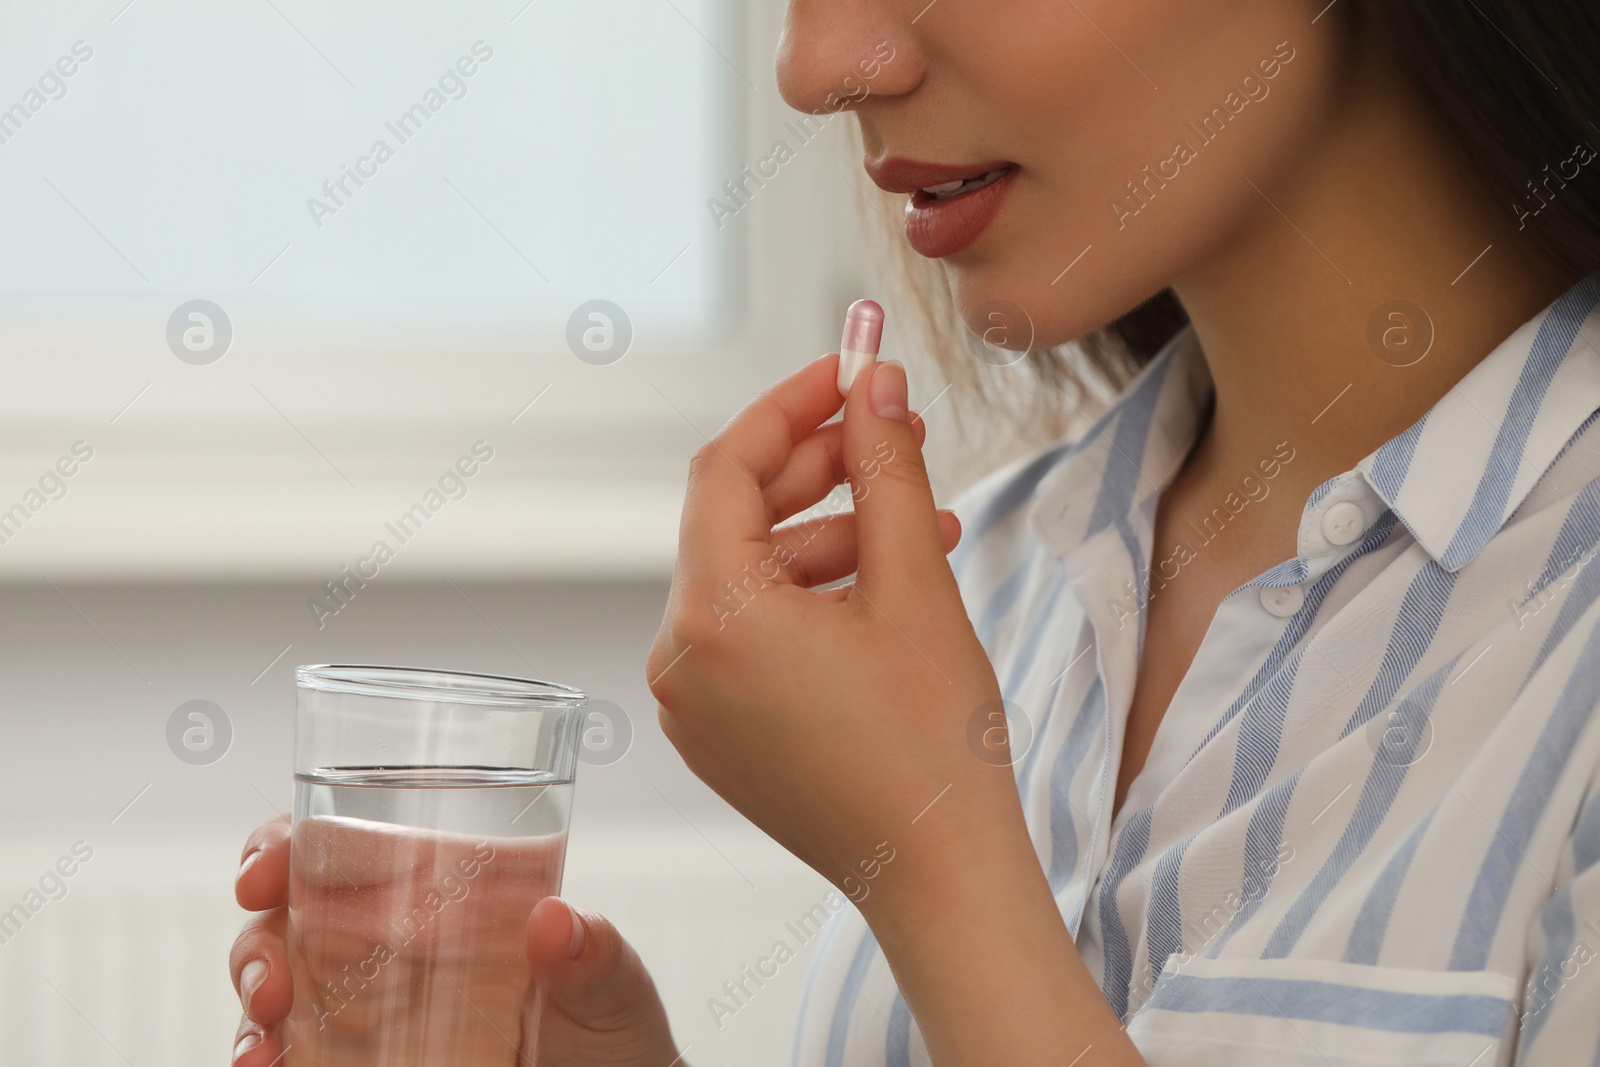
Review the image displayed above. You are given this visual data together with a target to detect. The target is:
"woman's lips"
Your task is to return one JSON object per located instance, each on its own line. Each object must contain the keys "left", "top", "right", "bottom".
{"left": 904, "top": 168, "right": 1016, "bottom": 258}
{"left": 865, "top": 158, "right": 1019, "bottom": 259}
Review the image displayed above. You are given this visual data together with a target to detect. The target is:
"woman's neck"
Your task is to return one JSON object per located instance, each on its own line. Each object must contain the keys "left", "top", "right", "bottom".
{"left": 1171, "top": 43, "right": 1575, "bottom": 507}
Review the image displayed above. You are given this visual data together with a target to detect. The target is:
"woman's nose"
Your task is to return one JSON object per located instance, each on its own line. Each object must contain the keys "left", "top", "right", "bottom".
{"left": 775, "top": 0, "right": 922, "bottom": 115}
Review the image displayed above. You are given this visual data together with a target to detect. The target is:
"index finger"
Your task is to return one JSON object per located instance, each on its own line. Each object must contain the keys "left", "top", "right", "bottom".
{"left": 678, "top": 353, "right": 843, "bottom": 573}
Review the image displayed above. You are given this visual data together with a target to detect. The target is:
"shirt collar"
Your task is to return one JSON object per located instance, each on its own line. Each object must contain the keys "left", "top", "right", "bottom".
{"left": 1030, "top": 276, "right": 1600, "bottom": 571}
{"left": 1029, "top": 327, "right": 1209, "bottom": 558}
{"left": 1358, "top": 275, "right": 1600, "bottom": 571}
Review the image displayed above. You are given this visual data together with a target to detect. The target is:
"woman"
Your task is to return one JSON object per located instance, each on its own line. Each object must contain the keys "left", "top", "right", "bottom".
{"left": 231, "top": 1, "right": 1600, "bottom": 1063}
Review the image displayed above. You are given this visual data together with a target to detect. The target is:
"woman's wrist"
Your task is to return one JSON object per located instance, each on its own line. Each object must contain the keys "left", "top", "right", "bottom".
{"left": 855, "top": 788, "right": 1145, "bottom": 1067}
{"left": 855, "top": 780, "right": 1032, "bottom": 923}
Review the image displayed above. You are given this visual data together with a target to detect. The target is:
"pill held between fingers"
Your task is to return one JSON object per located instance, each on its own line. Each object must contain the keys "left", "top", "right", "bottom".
{"left": 837, "top": 298, "right": 885, "bottom": 396}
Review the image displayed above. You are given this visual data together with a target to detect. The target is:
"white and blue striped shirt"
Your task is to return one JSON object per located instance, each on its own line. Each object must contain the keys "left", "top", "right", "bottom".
{"left": 793, "top": 277, "right": 1600, "bottom": 1067}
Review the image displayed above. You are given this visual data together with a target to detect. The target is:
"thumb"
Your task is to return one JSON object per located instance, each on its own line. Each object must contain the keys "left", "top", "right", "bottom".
{"left": 526, "top": 897, "right": 669, "bottom": 1034}
{"left": 842, "top": 359, "right": 956, "bottom": 600}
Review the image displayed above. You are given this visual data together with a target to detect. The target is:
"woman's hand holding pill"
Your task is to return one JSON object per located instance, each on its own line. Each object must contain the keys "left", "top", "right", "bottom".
{"left": 646, "top": 347, "right": 1036, "bottom": 917}
{"left": 648, "top": 341, "right": 1145, "bottom": 1065}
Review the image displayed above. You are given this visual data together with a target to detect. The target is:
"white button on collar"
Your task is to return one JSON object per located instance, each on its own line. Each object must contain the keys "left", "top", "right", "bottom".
{"left": 1259, "top": 585, "right": 1305, "bottom": 617}
{"left": 1321, "top": 500, "right": 1366, "bottom": 547}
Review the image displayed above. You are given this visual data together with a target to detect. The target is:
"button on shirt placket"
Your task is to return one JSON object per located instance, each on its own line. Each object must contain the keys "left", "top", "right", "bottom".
{"left": 1258, "top": 584, "right": 1305, "bottom": 617}
{"left": 1296, "top": 477, "right": 1381, "bottom": 575}
{"left": 1132, "top": 478, "right": 1384, "bottom": 807}
{"left": 1251, "top": 486, "right": 1379, "bottom": 624}
{"left": 1321, "top": 500, "right": 1366, "bottom": 546}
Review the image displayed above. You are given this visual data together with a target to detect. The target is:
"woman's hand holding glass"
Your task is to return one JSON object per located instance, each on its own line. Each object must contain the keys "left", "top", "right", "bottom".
{"left": 229, "top": 814, "right": 682, "bottom": 1067}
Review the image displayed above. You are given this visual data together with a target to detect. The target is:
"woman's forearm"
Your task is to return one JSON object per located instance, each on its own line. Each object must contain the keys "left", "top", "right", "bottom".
{"left": 860, "top": 807, "right": 1147, "bottom": 1067}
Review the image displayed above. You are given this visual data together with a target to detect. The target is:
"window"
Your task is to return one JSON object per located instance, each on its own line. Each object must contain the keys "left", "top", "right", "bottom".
{"left": 0, "top": 1, "right": 857, "bottom": 577}
{"left": 3, "top": 0, "right": 738, "bottom": 332}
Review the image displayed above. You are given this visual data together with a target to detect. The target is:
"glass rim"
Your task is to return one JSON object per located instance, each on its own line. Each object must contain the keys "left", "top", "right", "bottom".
{"left": 295, "top": 664, "right": 586, "bottom": 708}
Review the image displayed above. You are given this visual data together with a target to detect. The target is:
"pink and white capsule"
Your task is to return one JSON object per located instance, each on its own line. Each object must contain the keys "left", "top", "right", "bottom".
{"left": 836, "top": 299, "right": 885, "bottom": 396}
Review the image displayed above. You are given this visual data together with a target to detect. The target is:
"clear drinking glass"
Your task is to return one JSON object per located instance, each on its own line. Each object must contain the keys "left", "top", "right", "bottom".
{"left": 287, "top": 665, "right": 587, "bottom": 1067}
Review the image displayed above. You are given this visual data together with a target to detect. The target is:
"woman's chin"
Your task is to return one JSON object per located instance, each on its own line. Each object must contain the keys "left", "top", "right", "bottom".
{"left": 943, "top": 273, "right": 1116, "bottom": 354}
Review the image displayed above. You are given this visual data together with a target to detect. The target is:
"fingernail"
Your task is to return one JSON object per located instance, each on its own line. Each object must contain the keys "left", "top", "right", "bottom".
{"left": 233, "top": 1030, "right": 262, "bottom": 1061}
{"left": 238, "top": 848, "right": 261, "bottom": 880}
{"left": 241, "top": 959, "right": 269, "bottom": 1014}
{"left": 870, "top": 360, "right": 908, "bottom": 421}
{"left": 567, "top": 901, "right": 587, "bottom": 960}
